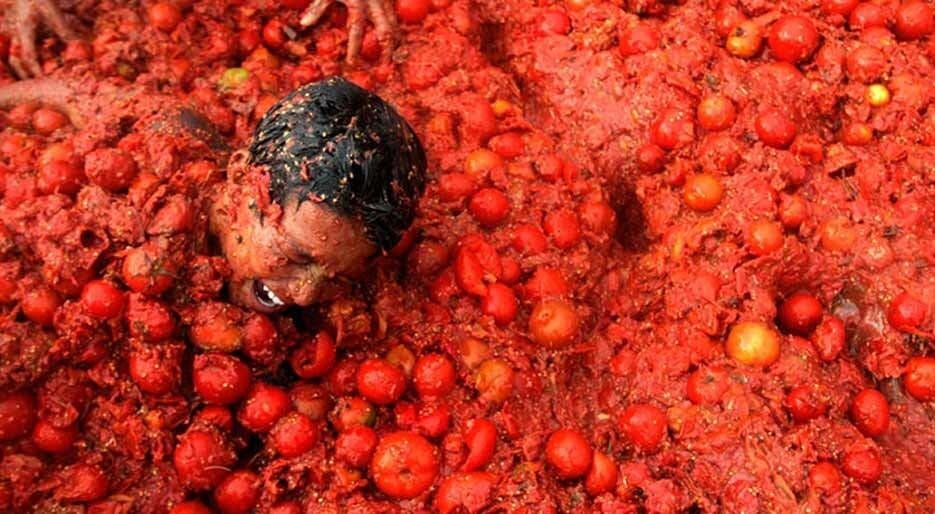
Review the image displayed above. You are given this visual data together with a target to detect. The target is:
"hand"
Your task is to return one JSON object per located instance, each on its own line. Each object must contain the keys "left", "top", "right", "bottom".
{"left": 3, "top": 0, "right": 77, "bottom": 78}
{"left": 299, "top": 0, "right": 398, "bottom": 64}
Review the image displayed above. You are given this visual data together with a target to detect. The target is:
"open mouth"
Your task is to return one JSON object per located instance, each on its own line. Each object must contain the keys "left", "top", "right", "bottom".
{"left": 253, "top": 280, "right": 285, "bottom": 309}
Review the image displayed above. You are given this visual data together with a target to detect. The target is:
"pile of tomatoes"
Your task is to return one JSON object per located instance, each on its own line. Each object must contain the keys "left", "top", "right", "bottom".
{"left": 1, "top": 0, "right": 934, "bottom": 512}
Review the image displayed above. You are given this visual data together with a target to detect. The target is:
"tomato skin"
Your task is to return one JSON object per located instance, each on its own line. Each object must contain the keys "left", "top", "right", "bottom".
{"left": 238, "top": 383, "right": 291, "bottom": 433}
{"left": 194, "top": 405, "right": 234, "bottom": 431}
{"left": 0, "top": 391, "right": 36, "bottom": 441}
{"left": 886, "top": 292, "right": 927, "bottom": 332}
{"left": 846, "top": 45, "right": 887, "bottom": 83}
{"left": 149, "top": 2, "right": 182, "bottom": 32}
{"left": 122, "top": 241, "right": 177, "bottom": 296}
{"left": 768, "top": 15, "right": 819, "bottom": 63}
{"left": 469, "top": 188, "right": 510, "bottom": 226}
{"left": 31, "top": 418, "right": 78, "bottom": 453}
{"left": 545, "top": 429, "right": 592, "bottom": 479}
{"left": 618, "top": 404, "right": 667, "bottom": 451}
{"left": 779, "top": 194, "right": 808, "bottom": 229}
{"left": 474, "top": 359, "right": 514, "bottom": 403}
{"left": 188, "top": 302, "right": 243, "bottom": 352}
{"left": 488, "top": 131, "right": 525, "bottom": 159}
{"left": 683, "top": 173, "right": 723, "bottom": 212}
{"left": 779, "top": 292, "right": 823, "bottom": 335}
{"left": 726, "top": 321, "right": 781, "bottom": 367}
{"left": 31, "top": 108, "right": 69, "bottom": 135}
{"left": 481, "top": 283, "right": 518, "bottom": 325}
{"left": 128, "top": 343, "right": 182, "bottom": 395}
{"left": 455, "top": 247, "right": 489, "bottom": 297}
{"left": 619, "top": 23, "right": 660, "bottom": 56}
{"left": 289, "top": 331, "right": 337, "bottom": 379}
{"left": 357, "top": 359, "right": 407, "bottom": 405}
{"left": 808, "top": 462, "right": 843, "bottom": 495}
{"left": 413, "top": 353, "right": 457, "bottom": 398}
{"left": 755, "top": 109, "right": 797, "bottom": 148}
{"left": 715, "top": 4, "right": 747, "bottom": 38}
{"left": 636, "top": 143, "right": 666, "bottom": 173}
{"left": 193, "top": 353, "right": 252, "bottom": 405}
{"left": 585, "top": 450, "right": 618, "bottom": 495}
{"left": 745, "top": 220, "right": 784, "bottom": 256}
{"left": 438, "top": 173, "right": 477, "bottom": 203}
{"left": 269, "top": 412, "right": 320, "bottom": 458}
{"left": 84, "top": 147, "right": 138, "bottom": 192}
{"left": 81, "top": 280, "right": 126, "bottom": 319}
{"left": 537, "top": 10, "right": 572, "bottom": 36}
{"left": 512, "top": 224, "right": 548, "bottom": 255}
{"left": 841, "top": 447, "right": 883, "bottom": 484}
{"left": 697, "top": 95, "right": 736, "bottom": 132}
{"left": 331, "top": 396, "right": 377, "bottom": 432}
{"left": 810, "top": 316, "right": 846, "bottom": 362}
{"left": 651, "top": 108, "right": 695, "bottom": 150}
{"left": 850, "top": 389, "right": 890, "bottom": 437}
{"left": 529, "top": 299, "right": 579, "bottom": 348}
{"left": 173, "top": 428, "right": 236, "bottom": 491}
{"left": 822, "top": 0, "right": 859, "bottom": 16}
{"left": 726, "top": 20, "right": 763, "bottom": 58}
{"left": 460, "top": 97, "right": 498, "bottom": 143}
{"left": 125, "top": 295, "right": 176, "bottom": 342}
{"left": 543, "top": 209, "right": 581, "bottom": 249}
{"left": 335, "top": 425, "right": 378, "bottom": 467}
{"left": 785, "top": 385, "right": 827, "bottom": 423}
{"left": 903, "top": 356, "right": 935, "bottom": 401}
{"left": 578, "top": 199, "right": 617, "bottom": 236}
{"left": 849, "top": 3, "right": 887, "bottom": 30}
{"left": 213, "top": 470, "right": 260, "bottom": 514}
{"left": 686, "top": 367, "right": 729, "bottom": 405}
{"left": 148, "top": 195, "right": 194, "bottom": 235}
{"left": 461, "top": 418, "right": 497, "bottom": 471}
{"left": 57, "top": 463, "right": 108, "bottom": 502}
{"left": 262, "top": 20, "right": 287, "bottom": 49}
{"left": 435, "top": 471, "right": 498, "bottom": 513}
{"left": 396, "top": 0, "right": 431, "bottom": 24}
{"left": 820, "top": 216, "right": 857, "bottom": 252}
{"left": 894, "top": 1, "right": 933, "bottom": 40}
{"left": 21, "top": 286, "right": 61, "bottom": 327}
{"left": 370, "top": 431, "right": 440, "bottom": 499}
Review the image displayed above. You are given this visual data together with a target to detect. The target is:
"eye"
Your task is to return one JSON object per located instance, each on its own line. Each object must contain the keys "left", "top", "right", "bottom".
{"left": 253, "top": 280, "right": 285, "bottom": 308}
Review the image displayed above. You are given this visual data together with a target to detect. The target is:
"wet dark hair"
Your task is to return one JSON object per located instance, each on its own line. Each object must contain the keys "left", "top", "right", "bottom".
{"left": 248, "top": 77, "right": 427, "bottom": 250}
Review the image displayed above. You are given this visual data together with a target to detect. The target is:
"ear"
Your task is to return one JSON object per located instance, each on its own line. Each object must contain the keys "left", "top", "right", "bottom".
{"left": 226, "top": 150, "right": 251, "bottom": 184}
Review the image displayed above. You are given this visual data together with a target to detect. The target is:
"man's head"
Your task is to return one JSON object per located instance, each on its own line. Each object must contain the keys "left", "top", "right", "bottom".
{"left": 211, "top": 77, "right": 426, "bottom": 311}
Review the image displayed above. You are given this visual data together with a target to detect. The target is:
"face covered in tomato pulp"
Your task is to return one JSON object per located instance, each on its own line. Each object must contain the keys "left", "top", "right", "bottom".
{"left": 210, "top": 77, "right": 426, "bottom": 312}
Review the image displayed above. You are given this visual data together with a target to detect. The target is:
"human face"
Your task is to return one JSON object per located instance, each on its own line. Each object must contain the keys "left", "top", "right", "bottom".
{"left": 210, "top": 179, "right": 378, "bottom": 312}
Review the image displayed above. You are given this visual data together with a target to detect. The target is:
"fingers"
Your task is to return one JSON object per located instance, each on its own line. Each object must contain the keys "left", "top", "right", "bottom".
{"left": 345, "top": 0, "right": 366, "bottom": 65}
{"left": 37, "top": 0, "right": 77, "bottom": 40}
{"left": 8, "top": 55, "right": 32, "bottom": 80}
{"left": 15, "top": 14, "right": 41, "bottom": 78}
{"left": 300, "top": 0, "right": 338, "bottom": 27}
{"left": 367, "top": 0, "right": 398, "bottom": 62}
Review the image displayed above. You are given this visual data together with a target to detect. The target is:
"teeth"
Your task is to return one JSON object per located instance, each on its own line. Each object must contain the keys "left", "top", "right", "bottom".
{"left": 260, "top": 283, "right": 284, "bottom": 306}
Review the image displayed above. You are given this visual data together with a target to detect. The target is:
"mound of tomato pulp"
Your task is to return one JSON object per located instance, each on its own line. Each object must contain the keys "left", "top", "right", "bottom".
{"left": 0, "top": 0, "right": 933, "bottom": 513}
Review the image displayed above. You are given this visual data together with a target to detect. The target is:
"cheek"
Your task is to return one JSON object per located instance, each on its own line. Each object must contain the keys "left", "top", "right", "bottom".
{"left": 316, "top": 234, "right": 376, "bottom": 275}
